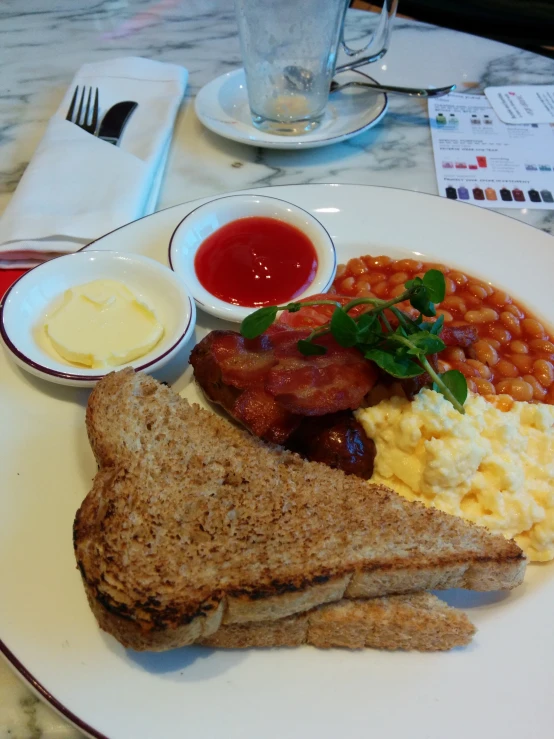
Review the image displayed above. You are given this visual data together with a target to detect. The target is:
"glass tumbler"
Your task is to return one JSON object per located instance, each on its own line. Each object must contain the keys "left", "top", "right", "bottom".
{"left": 234, "top": 0, "right": 397, "bottom": 135}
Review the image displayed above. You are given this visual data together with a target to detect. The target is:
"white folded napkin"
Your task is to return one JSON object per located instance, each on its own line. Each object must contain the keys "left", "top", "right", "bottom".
{"left": 0, "top": 57, "right": 187, "bottom": 268}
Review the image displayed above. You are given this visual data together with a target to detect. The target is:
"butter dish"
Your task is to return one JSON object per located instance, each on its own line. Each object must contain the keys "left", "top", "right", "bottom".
{"left": 0, "top": 251, "right": 196, "bottom": 387}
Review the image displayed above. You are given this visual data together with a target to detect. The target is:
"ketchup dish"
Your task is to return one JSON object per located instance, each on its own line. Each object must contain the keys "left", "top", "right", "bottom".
{"left": 168, "top": 194, "right": 336, "bottom": 322}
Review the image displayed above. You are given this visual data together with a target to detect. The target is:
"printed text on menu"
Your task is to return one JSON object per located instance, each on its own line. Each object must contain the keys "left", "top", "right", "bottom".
{"left": 428, "top": 93, "right": 554, "bottom": 209}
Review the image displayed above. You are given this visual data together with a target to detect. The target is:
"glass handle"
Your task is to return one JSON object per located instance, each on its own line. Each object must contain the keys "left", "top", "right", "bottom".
{"left": 338, "top": 0, "right": 398, "bottom": 71}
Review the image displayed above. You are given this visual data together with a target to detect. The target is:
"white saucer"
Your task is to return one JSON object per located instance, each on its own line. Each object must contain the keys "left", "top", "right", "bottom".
{"left": 194, "top": 68, "right": 388, "bottom": 149}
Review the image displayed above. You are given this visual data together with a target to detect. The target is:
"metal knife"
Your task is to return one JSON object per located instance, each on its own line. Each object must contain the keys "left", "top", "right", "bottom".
{"left": 97, "top": 101, "right": 138, "bottom": 145}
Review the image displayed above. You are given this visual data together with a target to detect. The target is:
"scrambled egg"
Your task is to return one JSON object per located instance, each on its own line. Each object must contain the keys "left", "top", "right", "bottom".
{"left": 356, "top": 390, "right": 554, "bottom": 561}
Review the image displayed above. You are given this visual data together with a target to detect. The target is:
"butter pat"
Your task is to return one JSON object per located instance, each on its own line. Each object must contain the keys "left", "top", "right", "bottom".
{"left": 44, "top": 280, "right": 164, "bottom": 368}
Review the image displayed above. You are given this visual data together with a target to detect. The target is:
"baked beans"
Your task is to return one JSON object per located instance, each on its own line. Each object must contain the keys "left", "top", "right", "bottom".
{"left": 474, "top": 378, "right": 495, "bottom": 395}
{"left": 466, "top": 359, "right": 492, "bottom": 380}
{"left": 332, "top": 255, "right": 554, "bottom": 405}
{"left": 530, "top": 339, "right": 554, "bottom": 356}
{"left": 511, "top": 354, "right": 534, "bottom": 373}
{"left": 496, "top": 378, "right": 534, "bottom": 401}
{"left": 522, "top": 318, "right": 547, "bottom": 339}
{"left": 510, "top": 340, "right": 528, "bottom": 354}
{"left": 524, "top": 375, "right": 547, "bottom": 401}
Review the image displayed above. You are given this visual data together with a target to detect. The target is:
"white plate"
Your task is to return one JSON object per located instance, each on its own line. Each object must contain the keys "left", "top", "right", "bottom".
{"left": 1, "top": 185, "right": 553, "bottom": 739}
{"left": 194, "top": 69, "right": 388, "bottom": 149}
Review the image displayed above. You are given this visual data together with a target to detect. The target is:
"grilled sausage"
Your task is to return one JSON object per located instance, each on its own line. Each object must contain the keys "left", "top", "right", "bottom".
{"left": 286, "top": 412, "right": 376, "bottom": 479}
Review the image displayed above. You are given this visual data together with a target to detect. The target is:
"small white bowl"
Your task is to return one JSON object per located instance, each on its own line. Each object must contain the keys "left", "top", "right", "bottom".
{"left": 0, "top": 251, "right": 196, "bottom": 387}
{"left": 168, "top": 194, "right": 337, "bottom": 322}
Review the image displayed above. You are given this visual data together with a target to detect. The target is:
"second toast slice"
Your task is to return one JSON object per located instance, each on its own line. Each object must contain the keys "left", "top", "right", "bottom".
{"left": 200, "top": 592, "right": 476, "bottom": 651}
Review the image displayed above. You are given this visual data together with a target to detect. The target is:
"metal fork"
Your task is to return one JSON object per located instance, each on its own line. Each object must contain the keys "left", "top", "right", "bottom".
{"left": 66, "top": 86, "right": 99, "bottom": 134}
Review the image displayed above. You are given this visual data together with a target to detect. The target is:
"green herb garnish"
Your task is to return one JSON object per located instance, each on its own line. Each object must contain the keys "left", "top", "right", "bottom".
{"left": 240, "top": 270, "right": 467, "bottom": 413}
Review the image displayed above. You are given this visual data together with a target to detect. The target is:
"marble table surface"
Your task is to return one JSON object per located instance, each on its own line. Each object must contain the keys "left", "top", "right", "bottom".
{"left": 1, "top": 1, "right": 553, "bottom": 736}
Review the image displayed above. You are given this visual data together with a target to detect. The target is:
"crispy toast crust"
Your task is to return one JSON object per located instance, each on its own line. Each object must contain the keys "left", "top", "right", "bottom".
{"left": 74, "top": 369, "right": 525, "bottom": 651}
{"left": 201, "top": 593, "right": 476, "bottom": 651}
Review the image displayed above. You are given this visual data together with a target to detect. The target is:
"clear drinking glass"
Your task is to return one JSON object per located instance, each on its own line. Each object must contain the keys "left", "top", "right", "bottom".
{"left": 234, "top": 0, "right": 398, "bottom": 136}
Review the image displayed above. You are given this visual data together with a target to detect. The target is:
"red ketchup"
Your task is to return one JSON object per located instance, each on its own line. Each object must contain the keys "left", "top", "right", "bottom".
{"left": 194, "top": 216, "right": 318, "bottom": 307}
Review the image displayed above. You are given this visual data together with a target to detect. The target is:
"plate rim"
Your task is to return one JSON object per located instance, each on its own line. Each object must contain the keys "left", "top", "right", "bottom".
{"left": 0, "top": 645, "right": 107, "bottom": 739}
{"left": 1, "top": 182, "right": 553, "bottom": 739}
{"left": 194, "top": 68, "right": 389, "bottom": 149}
{"left": 81, "top": 182, "right": 554, "bottom": 252}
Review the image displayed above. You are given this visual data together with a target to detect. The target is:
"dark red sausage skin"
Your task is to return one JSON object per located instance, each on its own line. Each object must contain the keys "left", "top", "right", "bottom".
{"left": 285, "top": 412, "right": 376, "bottom": 479}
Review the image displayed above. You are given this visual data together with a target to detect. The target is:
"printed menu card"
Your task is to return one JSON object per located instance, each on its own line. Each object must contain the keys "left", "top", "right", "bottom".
{"left": 428, "top": 93, "right": 554, "bottom": 209}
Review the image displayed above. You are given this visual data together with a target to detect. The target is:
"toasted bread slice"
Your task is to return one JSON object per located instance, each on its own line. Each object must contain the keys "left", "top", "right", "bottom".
{"left": 74, "top": 369, "right": 525, "bottom": 651}
{"left": 200, "top": 593, "right": 476, "bottom": 651}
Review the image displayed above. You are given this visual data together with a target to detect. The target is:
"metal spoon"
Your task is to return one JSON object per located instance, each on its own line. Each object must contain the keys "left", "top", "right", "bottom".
{"left": 284, "top": 65, "right": 455, "bottom": 98}
{"left": 329, "top": 78, "right": 455, "bottom": 98}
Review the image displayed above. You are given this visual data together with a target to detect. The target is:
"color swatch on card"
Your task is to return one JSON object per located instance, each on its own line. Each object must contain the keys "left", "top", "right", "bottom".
{"left": 430, "top": 93, "right": 554, "bottom": 210}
